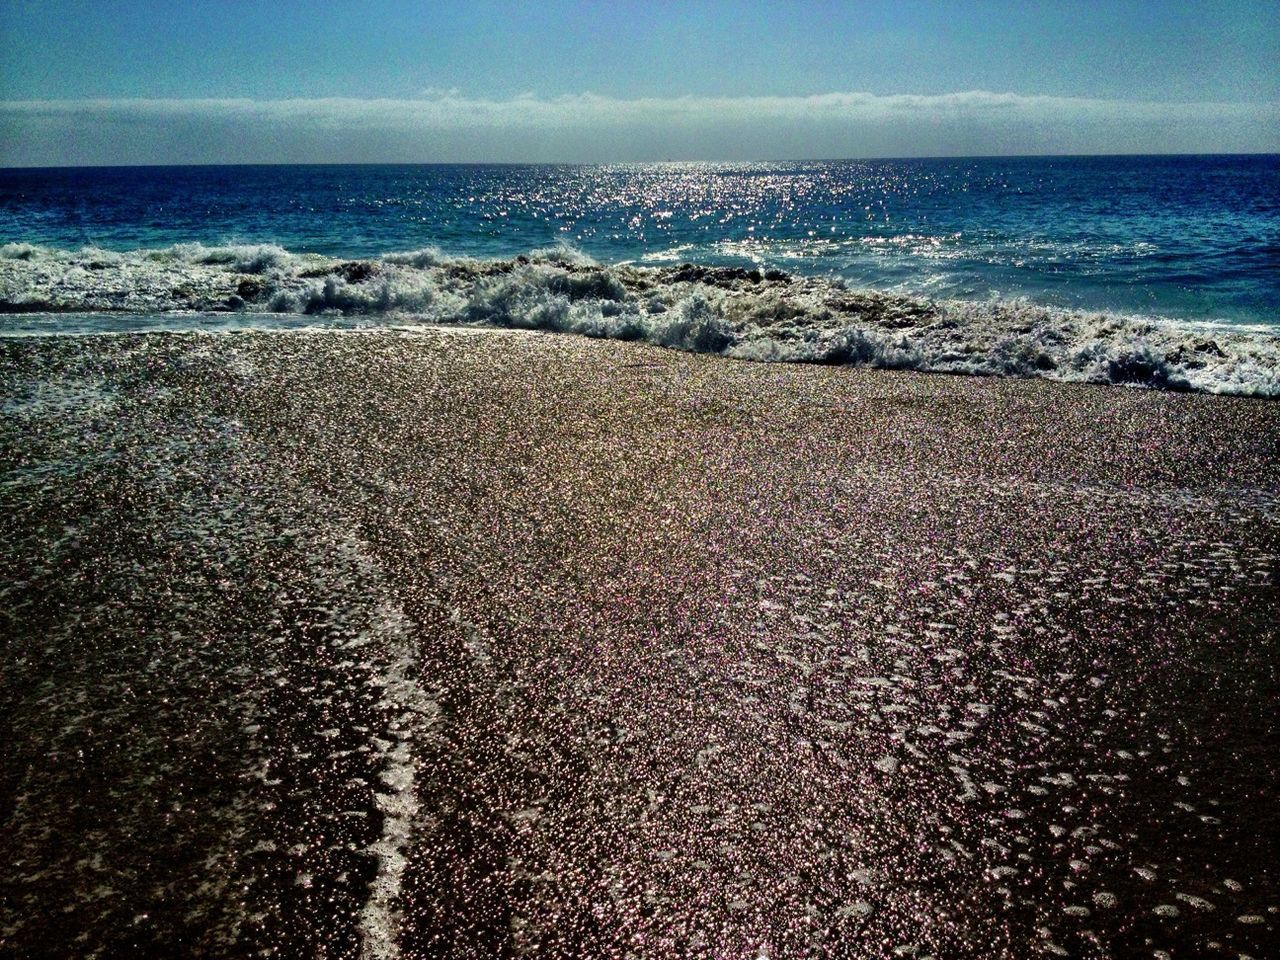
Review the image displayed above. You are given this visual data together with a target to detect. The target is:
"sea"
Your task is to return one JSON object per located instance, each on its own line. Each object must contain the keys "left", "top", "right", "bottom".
{"left": 2, "top": 155, "right": 1278, "bottom": 393}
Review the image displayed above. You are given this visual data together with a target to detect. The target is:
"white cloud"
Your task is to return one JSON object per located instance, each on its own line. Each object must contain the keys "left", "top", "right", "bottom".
{"left": 2, "top": 90, "right": 1276, "bottom": 164}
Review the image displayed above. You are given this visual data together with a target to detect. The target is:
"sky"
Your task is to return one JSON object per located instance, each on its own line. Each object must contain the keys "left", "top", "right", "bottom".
{"left": 1, "top": 0, "right": 1277, "bottom": 164}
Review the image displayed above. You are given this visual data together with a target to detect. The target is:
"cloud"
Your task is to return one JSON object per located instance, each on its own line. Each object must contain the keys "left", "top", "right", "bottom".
{"left": 2, "top": 90, "right": 1276, "bottom": 164}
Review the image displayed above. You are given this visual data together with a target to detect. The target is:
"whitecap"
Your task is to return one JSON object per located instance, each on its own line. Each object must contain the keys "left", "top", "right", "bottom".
{"left": 4, "top": 243, "right": 1278, "bottom": 396}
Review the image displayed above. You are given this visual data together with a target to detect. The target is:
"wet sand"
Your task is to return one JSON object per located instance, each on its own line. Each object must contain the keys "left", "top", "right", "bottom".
{"left": 2, "top": 327, "right": 1278, "bottom": 959}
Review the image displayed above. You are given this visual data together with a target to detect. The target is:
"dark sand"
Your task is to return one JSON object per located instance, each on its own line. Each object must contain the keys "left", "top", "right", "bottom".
{"left": 2, "top": 328, "right": 1278, "bottom": 959}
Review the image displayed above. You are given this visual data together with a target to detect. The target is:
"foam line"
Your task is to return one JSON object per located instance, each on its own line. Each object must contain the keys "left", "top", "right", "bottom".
{"left": 3, "top": 243, "right": 1277, "bottom": 396}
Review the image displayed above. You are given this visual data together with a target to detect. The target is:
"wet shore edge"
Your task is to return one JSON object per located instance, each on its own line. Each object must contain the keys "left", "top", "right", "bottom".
{"left": 2, "top": 328, "right": 1278, "bottom": 958}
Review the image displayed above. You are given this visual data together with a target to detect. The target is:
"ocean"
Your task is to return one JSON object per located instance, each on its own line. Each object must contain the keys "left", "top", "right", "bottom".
{"left": 2, "top": 156, "right": 1278, "bottom": 393}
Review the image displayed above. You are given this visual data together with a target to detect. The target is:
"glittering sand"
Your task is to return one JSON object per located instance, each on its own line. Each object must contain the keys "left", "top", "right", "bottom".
{"left": 2, "top": 327, "right": 1278, "bottom": 958}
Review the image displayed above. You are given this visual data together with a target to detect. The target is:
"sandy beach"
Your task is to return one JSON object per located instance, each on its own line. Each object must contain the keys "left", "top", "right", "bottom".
{"left": 2, "top": 327, "right": 1278, "bottom": 958}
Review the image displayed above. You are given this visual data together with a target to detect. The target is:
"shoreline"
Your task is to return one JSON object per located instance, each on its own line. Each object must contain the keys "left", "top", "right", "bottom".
{"left": 2, "top": 328, "right": 1278, "bottom": 957}
{"left": 5, "top": 321, "right": 1280, "bottom": 411}
{"left": 3, "top": 243, "right": 1279, "bottom": 397}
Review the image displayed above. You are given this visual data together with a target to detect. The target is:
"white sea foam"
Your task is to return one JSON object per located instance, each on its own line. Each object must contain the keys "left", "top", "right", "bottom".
{"left": 3, "top": 242, "right": 1278, "bottom": 396}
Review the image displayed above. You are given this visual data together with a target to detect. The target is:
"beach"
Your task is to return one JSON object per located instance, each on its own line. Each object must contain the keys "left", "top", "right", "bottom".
{"left": 1, "top": 327, "right": 1277, "bottom": 958}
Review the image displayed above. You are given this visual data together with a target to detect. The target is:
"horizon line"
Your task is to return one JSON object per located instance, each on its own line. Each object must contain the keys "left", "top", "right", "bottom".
{"left": 4, "top": 150, "right": 1279, "bottom": 171}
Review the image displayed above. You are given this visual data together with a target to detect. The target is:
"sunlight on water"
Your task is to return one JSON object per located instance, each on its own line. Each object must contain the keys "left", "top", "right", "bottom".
{"left": 2, "top": 156, "right": 1277, "bottom": 325}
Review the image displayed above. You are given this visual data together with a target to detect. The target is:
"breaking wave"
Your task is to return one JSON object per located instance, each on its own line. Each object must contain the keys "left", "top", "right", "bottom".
{"left": 2, "top": 242, "right": 1278, "bottom": 396}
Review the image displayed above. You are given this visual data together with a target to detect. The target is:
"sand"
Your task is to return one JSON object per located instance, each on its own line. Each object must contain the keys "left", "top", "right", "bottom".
{"left": 2, "top": 327, "right": 1278, "bottom": 958}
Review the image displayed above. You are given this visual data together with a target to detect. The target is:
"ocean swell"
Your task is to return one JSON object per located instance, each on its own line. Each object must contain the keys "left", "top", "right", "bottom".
{"left": 2, "top": 242, "right": 1277, "bottom": 397}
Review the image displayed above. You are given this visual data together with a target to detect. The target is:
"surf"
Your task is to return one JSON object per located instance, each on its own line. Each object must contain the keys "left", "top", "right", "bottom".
{"left": 2, "top": 241, "right": 1278, "bottom": 397}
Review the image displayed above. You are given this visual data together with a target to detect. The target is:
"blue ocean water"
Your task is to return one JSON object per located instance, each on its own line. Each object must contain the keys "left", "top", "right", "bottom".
{"left": 2, "top": 155, "right": 1277, "bottom": 326}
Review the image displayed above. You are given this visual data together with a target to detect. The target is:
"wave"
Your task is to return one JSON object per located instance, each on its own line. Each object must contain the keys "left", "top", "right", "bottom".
{"left": 3, "top": 241, "right": 1278, "bottom": 396}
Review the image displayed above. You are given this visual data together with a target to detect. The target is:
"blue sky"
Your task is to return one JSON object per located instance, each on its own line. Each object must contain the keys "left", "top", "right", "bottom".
{"left": 1, "top": 0, "right": 1277, "bottom": 163}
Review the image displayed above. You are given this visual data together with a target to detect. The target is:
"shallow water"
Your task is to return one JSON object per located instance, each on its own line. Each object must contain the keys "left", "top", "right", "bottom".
{"left": 2, "top": 243, "right": 1279, "bottom": 397}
